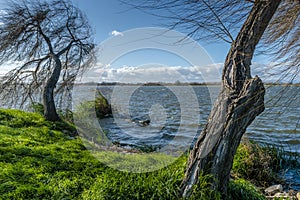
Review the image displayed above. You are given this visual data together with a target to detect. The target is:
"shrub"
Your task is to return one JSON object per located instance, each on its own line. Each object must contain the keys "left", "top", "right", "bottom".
{"left": 232, "top": 139, "right": 281, "bottom": 187}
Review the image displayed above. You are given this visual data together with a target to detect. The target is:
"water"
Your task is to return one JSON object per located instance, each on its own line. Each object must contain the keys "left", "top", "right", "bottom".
{"left": 74, "top": 84, "right": 299, "bottom": 188}
{"left": 80, "top": 84, "right": 300, "bottom": 153}
{"left": 247, "top": 86, "right": 300, "bottom": 153}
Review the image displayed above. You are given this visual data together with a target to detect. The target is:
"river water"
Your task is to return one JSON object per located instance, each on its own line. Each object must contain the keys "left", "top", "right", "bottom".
{"left": 77, "top": 84, "right": 300, "bottom": 153}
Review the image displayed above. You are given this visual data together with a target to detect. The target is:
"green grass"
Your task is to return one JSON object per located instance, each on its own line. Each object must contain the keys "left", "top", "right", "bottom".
{"left": 0, "top": 108, "right": 290, "bottom": 199}
{"left": 81, "top": 157, "right": 186, "bottom": 200}
{"left": 227, "top": 179, "right": 266, "bottom": 200}
{"left": 0, "top": 109, "right": 105, "bottom": 199}
{"left": 0, "top": 109, "right": 188, "bottom": 199}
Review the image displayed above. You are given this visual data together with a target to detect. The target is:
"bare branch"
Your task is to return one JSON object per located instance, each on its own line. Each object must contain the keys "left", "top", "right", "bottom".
{"left": 259, "top": 0, "right": 300, "bottom": 84}
{"left": 0, "top": 0, "right": 95, "bottom": 114}
{"left": 123, "top": 0, "right": 253, "bottom": 44}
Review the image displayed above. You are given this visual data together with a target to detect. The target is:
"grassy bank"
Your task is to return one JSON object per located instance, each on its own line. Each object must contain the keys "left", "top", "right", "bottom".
{"left": 0, "top": 109, "right": 294, "bottom": 199}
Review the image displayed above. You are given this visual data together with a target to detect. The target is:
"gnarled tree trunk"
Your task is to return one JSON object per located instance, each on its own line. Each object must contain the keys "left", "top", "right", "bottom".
{"left": 43, "top": 56, "right": 62, "bottom": 121}
{"left": 181, "top": 0, "right": 281, "bottom": 197}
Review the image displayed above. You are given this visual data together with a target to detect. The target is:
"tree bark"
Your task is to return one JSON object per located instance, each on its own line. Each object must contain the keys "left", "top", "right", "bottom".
{"left": 181, "top": 0, "right": 281, "bottom": 197}
{"left": 43, "top": 56, "right": 62, "bottom": 121}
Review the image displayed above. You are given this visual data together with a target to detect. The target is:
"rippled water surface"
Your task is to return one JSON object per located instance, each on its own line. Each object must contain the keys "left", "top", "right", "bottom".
{"left": 75, "top": 85, "right": 299, "bottom": 153}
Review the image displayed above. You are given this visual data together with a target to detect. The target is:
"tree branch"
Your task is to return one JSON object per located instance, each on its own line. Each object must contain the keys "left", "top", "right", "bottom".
{"left": 201, "top": 0, "right": 234, "bottom": 43}
{"left": 37, "top": 25, "right": 54, "bottom": 54}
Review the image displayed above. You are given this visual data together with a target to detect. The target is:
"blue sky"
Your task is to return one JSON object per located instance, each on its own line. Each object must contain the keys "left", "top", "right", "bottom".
{"left": 70, "top": 0, "right": 230, "bottom": 83}
{"left": 70, "top": 0, "right": 282, "bottom": 83}
{"left": 71, "top": 0, "right": 230, "bottom": 63}
{"left": 0, "top": 0, "right": 298, "bottom": 83}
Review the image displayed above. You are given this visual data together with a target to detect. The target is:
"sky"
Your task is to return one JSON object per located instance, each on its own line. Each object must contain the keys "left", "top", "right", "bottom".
{"left": 0, "top": 0, "right": 298, "bottom": 83}
{"left": 71, "top": 0, "right": 231, "bottom": 62}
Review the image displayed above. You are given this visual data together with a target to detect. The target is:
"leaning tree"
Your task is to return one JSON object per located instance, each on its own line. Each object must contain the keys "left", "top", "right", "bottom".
{"left": 0, "top": 0, "right": 94, "bottom": 121}
{"left": 128, "top": 0, "right": 299, "bottom": 197}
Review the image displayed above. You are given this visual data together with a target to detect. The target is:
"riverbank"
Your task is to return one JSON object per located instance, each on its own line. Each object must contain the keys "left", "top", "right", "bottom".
{"left": 0, "top": 108, "right": 299, "bottom": 199}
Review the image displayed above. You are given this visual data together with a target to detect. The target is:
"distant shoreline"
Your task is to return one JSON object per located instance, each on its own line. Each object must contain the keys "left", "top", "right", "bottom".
{"left": 74, "top": 82, "right": 221, "bottom": 86}
{"left": 74, "top": 82, "right": 300, "bottom": 86}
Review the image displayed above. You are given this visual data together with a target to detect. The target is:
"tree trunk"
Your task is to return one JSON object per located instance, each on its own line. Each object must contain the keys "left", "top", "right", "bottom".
{"left": 43, "top": 56, "right": 62, "bottom": 121}
{"left": 181, "top": 0, "right": 281, "bottom": 197}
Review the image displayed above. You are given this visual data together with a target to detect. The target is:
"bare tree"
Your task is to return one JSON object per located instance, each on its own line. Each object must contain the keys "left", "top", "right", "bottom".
{"left": 0, "top": 0, "right": 94, "bottom": 121}
{"left": 127, "top": 0, "right": 299, "bottom": 197}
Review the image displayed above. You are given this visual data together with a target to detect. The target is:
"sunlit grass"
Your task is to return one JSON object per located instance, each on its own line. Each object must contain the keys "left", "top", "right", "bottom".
{"left": 1, "top": 108, "right": 294, "bottom": 199}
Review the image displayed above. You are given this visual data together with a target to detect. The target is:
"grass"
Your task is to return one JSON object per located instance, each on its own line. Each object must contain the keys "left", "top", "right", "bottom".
{"left": 0, "top": 109, "right": 187, "bottom": 199}
{"left": 0, "top": 108, "right": 296, "bottom": 199}
{"left": 81, "top": 156, "right": 186, "bottom": 200}
{"left": 232, "top": 139, "right": 281, "bottom": 187}
{"left": 227, "top": 179, "right": 266, "bottom": 200}
{"left": 0, "top": 109, "right": 104, "bottom": 199}
{"left": 232, "top": 138, "right": 300, "bottom": 188}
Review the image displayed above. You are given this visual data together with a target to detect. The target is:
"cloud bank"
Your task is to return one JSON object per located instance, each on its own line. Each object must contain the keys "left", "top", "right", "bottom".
{"left": 82, "top": 62, "right": 300, "bottom": 84}
{"left": 85, "top": 63, "right": 223, "bottom": 83}
{"left": 0, "top": 10, "right": 6, "bottom": 26}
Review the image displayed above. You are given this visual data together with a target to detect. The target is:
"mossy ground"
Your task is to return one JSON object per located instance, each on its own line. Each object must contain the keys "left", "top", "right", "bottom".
{"left": 0, "top": 109, "right": 292, "bottom": 199}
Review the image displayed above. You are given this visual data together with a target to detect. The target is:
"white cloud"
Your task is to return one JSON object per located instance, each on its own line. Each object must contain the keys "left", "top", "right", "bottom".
{"left": 252, "top": 62, "right": 300, "bottom": 83}
{"left": 0, "top": 10, "right": 5, "bottom": 26}
{"left": 88, "top": 64, "right": 223, "bottom": 84}
{"left": 0, "top": 70, "right": 8, "bottom": 76}
{"left": 0, "top": 10, "right": 6, "bottom": 17}
{"left": 67, "top": 62, "right": 300, "bottom": 84}
{"left": 110, "top": 30, "right": 124, "bottom": 37}
{"left": 0, "top": 61, "right": 25, "bottom": 77}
